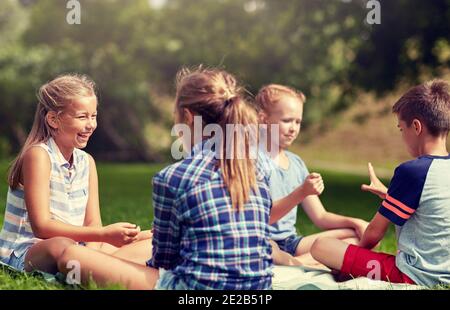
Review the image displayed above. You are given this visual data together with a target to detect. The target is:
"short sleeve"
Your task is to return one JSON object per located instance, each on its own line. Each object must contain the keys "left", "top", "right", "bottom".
{"left": 294, "top": 155, "right": 309, "bottom": 185}
{"left": 256, "top": 148, "right": 273, "bottom": 184}
{"left": 147, "top": 169, "right": 182, "bottom": 269}
{"left": 378, "top": 159, "right": 432, "bottom": 226}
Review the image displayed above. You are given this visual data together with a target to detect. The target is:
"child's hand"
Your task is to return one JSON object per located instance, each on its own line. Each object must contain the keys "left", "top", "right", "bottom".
{"left": 351, "top": 218, "right": 370, "bottom": 239}
{"left": 101, "top": 222, "right": 141, "bottom": 247}
{"left": 361, "top": 163, "right": 388, "bottom": 199}
{"left": 135, "top": 229, "right": 153, "bottom": 241}
{"left": 302, "top": 173, "right": 324, "bottom": 196}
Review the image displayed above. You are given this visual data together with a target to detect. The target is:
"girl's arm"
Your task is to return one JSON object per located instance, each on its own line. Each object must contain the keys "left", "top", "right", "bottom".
{"left": 83, "top": 154, "right": 103, "bottom": 250}
{"left": 302, "top": 195, "right": 369, "bottom": 238}
{"left": 83, "top": 154, "right": 151, "bottom": 245}
{"left": 270, "top": 173, "right": 323, "bottom": 225}
{"left": 148, "top": 173, "right": 181, "bottom": 269}
{"left": 23, "top": 147, "right": 139, "bottom": 247}
{"left": 358, "top": 212, "right": 390, "bottom": 249}
{"left": 83, "top": 154, "right": 102, "bottom": 228}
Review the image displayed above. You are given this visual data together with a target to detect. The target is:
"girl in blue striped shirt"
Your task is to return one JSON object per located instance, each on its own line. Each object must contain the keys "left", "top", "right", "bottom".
{"left": 0, "top": 74, "right": 152, "bottom": 282}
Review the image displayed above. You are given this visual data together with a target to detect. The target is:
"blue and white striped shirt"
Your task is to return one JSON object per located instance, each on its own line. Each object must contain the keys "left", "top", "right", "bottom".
{"left": 0, "top": 138, "right": 90, "bottom": 265}
{"left": 147, "top": 139, "right": 274, "bottom": 290}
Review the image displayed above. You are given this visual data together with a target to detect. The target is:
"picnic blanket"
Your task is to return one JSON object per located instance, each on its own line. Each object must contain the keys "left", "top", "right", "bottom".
{"left": 272, "top": 265, "right": 424, "bottom": 290}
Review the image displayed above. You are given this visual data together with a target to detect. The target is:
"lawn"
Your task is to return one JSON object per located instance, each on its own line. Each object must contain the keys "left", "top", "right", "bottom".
{"left": 0, "top": 161, "right": 395, "bottom": 289}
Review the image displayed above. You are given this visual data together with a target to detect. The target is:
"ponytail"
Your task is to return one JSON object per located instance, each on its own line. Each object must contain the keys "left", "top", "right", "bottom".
{"left": 175, "top": 67, "right": 258, "bottom": 210}
{"left": 218, "top": 96, "right": 258, "bottom": 210}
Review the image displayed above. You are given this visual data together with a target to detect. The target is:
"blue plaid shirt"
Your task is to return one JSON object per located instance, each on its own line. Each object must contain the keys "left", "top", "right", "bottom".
{"left": 147, "top": 139, "right": 273, "bottom": 290}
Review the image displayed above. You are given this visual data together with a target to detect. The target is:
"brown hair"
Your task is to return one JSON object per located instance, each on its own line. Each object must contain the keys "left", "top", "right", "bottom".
{"left": 8, "top": 74, "right": 96, "bottom": 189}
{"left": 175, "top": 67, "right": 258, "bottom": 210}
{"left": 255, "top": 84, "right": 306, "bottom": 114}
{"left": 393, "top": 79, "right": 450, "bottom": 137}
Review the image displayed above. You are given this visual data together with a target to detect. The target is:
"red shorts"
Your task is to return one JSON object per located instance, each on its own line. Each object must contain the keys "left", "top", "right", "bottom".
{"left": 341, "top": 244, "right": 416, "bottom": 284}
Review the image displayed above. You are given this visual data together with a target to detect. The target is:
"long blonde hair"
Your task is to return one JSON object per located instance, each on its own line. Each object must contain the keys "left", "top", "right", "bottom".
{"left": 175, "top": 67, "right": 258, "bottom": 210}
{"left": 8, "top": 74, "right": 96, "bottom": 189}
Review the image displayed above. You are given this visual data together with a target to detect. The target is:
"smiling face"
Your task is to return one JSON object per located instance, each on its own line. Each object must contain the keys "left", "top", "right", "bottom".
{"left": 263, "top": 95, "right": 303, "bottom": 150}
{"left": 51, "top": 95, "right": 98, "bottom": 158}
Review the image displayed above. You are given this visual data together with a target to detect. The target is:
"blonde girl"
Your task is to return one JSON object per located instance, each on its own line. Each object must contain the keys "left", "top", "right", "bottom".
{"left": 255, "top": 84, "right": 369, "bottom": 266}
{"left": 0, "top": 74, "right": 152, "bottom": 278}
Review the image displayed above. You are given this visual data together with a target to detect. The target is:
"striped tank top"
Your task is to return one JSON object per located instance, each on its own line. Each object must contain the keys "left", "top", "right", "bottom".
{"left": 0, "top": 137, "right": 89, "bottom": 263}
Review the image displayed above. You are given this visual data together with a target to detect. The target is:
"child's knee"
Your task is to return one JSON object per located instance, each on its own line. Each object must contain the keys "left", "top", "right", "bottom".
{"left": 310, "top": 237, "right": 331, "bottom": 259}
{"left": 50, "top": 237, "right": 77, "bottom": 257}
{"left": 56, "top": 244, "right": 79, "bottom": 272}
{"left": 269, "top": 239, "right": 280, "bottom": 250}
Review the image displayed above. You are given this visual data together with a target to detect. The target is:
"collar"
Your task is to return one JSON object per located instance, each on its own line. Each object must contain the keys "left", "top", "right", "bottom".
{"left": 47, "top": 137, "right": 78, "bottom": 170}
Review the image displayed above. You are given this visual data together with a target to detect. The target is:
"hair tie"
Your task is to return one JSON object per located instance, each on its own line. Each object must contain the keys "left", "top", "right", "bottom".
{"left": 224, "top": 96, "right": 236, "bottom": 108}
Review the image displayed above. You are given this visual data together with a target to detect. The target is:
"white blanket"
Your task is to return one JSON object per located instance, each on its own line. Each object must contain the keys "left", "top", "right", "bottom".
{"left": 272, "top": 265, "right": 424, "bottom": 290}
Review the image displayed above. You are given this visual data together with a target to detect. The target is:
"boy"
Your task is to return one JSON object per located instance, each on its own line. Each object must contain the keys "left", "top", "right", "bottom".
{"left": 311, "top": 79, "right": 450, "bottom": 286}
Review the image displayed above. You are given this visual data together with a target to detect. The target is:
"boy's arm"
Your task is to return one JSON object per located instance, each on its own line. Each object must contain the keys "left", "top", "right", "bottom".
{"left": 361, "top": 163, "right": 388, "bottom": 199}
{"left": 358, "top": 212, "right": 390, "bottom": 249}
{"left": 302, "top": 195, "right": 369, "bottom": 238}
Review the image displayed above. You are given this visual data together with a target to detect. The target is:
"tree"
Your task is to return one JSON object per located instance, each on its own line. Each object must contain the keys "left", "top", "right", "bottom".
{"left": 351, "top": 0, "right": 450, "bottom": 93}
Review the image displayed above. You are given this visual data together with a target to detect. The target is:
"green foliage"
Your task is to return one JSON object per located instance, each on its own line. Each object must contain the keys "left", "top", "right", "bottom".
{"left": 1, "top": 0, "right": 160, "bottom": 161}
{"left": 0, "top": 0, "right": 448, "bottom": 160}
{"left": 351, "top": 0, "right": 450, "bottom": 92}
{"left": 138, "top": 0, "right": 369, "bottom": 123}
{"left": 0, "top": 0, "right": 28, "bottom": 46}
{"left": 0, "top": 42, "right": 85, "bottom": 153}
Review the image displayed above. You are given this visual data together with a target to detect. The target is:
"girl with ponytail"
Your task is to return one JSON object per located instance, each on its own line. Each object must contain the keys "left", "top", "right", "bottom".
{"left": 146, "top": 67, "right": 274, "bottom": 289}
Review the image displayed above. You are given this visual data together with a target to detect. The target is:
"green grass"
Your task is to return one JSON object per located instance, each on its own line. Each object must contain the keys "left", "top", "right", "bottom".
{"left": 0, "top": 161, "right": 396, "bottom": 289}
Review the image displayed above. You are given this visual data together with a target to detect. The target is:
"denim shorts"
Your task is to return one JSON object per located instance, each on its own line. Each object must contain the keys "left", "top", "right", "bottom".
{"left": 155, "top": 269, "right": 189, "bottom": 290}
{"left": 7, "top": 250, "right": 27, "bottom": 272}
{"left": 5, "top": 241, "right": 86, "bottom": 272}
{"left": 274, "top": 235, "right": 303, "bottom": 256}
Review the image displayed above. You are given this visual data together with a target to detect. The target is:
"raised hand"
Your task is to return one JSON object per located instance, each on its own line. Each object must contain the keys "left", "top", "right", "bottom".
{"left": 361, "top": 162, "right": 388, "bottom": 199}
{"left": 302, "top": 172, "right": 324, "bottom": 196}
{"left": 101, "top": 222, "right": 141, "bottom": 247}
